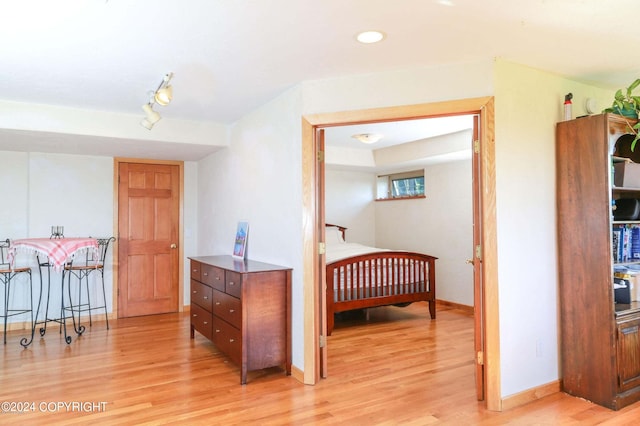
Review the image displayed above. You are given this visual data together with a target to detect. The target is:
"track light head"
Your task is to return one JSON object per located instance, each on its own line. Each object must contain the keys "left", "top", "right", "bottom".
{"left": 154, "top": 85, "right": 173, "bottom": 106}
{"left": 140, "top": 103, "right": 161, "bottom": 130}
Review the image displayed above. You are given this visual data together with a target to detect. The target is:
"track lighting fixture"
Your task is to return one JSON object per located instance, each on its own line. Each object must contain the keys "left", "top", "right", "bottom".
{"left": 140, "top": 72, "right": 174, "bottom": 130}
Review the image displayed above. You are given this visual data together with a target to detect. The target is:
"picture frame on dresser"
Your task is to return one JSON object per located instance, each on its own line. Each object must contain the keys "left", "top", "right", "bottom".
{"left": 232, "top": 221, "right": 249, "bottom": 259}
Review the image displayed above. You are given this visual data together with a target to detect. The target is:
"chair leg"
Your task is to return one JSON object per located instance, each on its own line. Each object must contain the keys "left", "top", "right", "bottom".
{"left": 3, "top": 278, "right": 8, "bottom": 345}
{"left": 20, "top": 271, "right": 35, "bottom": 348}
{"left": 66, "top": 271, "right": 84, "bottom": 338}
{"left": 37, "top": 262, "right": 52, "bottom": 337}
{"left": 85, "top": 273, "right": 93, "bottom": 327}
{"left": 100, "top": 271, "right": 109, "bottom": 330}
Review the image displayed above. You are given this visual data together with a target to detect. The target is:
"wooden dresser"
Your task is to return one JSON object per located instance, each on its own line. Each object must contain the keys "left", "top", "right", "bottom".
{"left": 188, "top": 255, "right": 291, "bottom": 384}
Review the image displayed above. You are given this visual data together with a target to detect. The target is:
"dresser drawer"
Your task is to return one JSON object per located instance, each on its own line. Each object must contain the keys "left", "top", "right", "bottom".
{"left": 201, "top": 264, "right": 225, "bottom": 291}
{"left": 190, "top": 260, "right": 202, "bottom": 281}
{"left": 191, "top": 303, "right": 212, "bottom": 340}
{"left": 225, "top": 271, "right": 242, "bottom": 298}
{"left": 212, "top": 316, "right": 241, "bottom": 366}
{"left": 213, "top": 289, "right": 241, "bottom": 327}
{"left": 191, "top": 279, "right": 212, "bottom": 311}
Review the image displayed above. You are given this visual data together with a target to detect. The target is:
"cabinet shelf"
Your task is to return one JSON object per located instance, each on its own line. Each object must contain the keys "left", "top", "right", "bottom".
{"left": 615, "top": 301, "right": 640, "bottom": 317}
{"left": 613, "top": 186, "right": 640, "bottom": 193}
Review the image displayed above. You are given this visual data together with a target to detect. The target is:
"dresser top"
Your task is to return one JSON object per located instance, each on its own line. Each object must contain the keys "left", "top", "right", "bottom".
{"left": 189, "top": 255, "right": 291, "bottom": 273}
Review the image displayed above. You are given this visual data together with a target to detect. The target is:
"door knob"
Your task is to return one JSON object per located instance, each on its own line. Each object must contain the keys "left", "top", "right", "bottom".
{"left": 466, "top": 259, "right": 474, "bottom": 264}
{"left": 170, "top": 243, "right": 177, "bottom": 249}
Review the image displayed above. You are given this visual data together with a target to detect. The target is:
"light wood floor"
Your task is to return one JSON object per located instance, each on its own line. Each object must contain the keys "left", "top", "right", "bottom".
{"left": 1, "top": 303, "right": 639, "bottom": 425}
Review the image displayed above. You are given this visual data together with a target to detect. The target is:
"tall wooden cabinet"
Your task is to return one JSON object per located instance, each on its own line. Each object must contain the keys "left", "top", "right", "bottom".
{"left": 189, "top": 255, "right": 292, "bottom": 384}
{"left": 557, "top": 113, "right": 640, "bottom": 410}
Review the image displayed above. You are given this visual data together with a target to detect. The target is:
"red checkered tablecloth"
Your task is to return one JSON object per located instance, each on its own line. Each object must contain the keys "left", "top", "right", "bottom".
{"left": 8, "top": 238, "right": 99, "bottom": 272}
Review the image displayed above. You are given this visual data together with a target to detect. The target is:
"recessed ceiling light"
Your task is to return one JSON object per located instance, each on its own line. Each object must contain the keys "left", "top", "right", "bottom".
{"left": 356, "top": 30, "right": 385, "bottom": 44}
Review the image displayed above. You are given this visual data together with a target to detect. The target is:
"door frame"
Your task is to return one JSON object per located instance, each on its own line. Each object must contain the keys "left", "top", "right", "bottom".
{"left": 112, "top": 157, "right": 185, "bottom": 317}
{"left": 300, "top": 97, "right": 501, "bottom": 410}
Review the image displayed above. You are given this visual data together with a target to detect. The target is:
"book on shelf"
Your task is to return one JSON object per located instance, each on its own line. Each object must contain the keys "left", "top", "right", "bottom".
{"left": 613, "top": 224, "right": 640, "bottom": 263}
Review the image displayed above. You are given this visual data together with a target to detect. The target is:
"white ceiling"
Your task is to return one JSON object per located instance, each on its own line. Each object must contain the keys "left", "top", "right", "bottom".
{"left": 1, "top": 0, "right": 638, "bottom": 159}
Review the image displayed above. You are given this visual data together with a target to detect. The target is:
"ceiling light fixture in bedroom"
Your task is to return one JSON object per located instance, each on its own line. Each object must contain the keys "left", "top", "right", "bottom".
{"left": 352, "top": 133, "right": 383, "bottom": 144}
{"left": 356, "top": 30, "right": 385, "bottom": 44}
{"left": 140, "top": 72, "right": 174, "bottom": 130}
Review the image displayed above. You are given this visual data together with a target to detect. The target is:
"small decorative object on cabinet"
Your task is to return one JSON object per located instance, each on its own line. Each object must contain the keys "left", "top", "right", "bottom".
{"left": 557, "top": 113, "right": 640, "bottom": 410}
{"left": 188, "top": 255, "right": 292, "bottom": 384}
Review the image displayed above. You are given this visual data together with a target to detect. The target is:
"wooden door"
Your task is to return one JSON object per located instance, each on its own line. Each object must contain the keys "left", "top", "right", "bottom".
{"left": 617, "top": 317, "right": 640, "bottom": 393}
{"left": 317, "top": 129, "right": 328, "bottom": 378}
{"left": 118, "top": 162, "right": 180, "bottom": 317}
{"left": 471, "top": 114, "right": 485, "bottom": 400}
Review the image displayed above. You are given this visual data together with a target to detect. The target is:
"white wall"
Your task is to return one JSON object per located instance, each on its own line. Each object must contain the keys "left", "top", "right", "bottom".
{"left": 0, "top": 151, "right": 199, "bottom": 326}
{"left": 493, "top": 60, "right": 614, "bottom": 397}
{"left": 0, "top": 152, "right": 29, "bottom": 238}
{"left": 376, "top": 159, "right": 473, "bottom": 306}
{"left": 324, "top": 168, "right": 376, "bottom": 247}
{"left": 197, "top": 86, "right": 305, "bottom": 365}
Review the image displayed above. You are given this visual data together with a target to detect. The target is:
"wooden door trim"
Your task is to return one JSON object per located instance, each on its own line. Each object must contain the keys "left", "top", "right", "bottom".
{"left": 301, "top": 96, "right": 501, "bottom": 410}
{"left": 113, "top": 157, "right": 185, "bottom": 317}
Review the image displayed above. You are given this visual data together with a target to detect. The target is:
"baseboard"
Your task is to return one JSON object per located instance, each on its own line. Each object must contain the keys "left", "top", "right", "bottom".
{"left": 3, "top": 313, "right": 116, "bottom": 333}
{"left": 290, "top": 364, "right": 304, "bottom": 383}
{"left": 501, "top": 380, "right": 561, "bottom": 411}
{"left": 436, "top": 299, "right": 474, "bottom": 315}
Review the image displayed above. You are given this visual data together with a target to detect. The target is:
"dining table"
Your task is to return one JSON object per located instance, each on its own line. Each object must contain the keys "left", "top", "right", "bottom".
{"left": 8, "top": 237, "right": 99, "bottom": 345}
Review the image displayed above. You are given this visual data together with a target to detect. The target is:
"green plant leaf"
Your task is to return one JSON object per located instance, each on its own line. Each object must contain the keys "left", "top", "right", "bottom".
{"left": 629, "top": 78, "right": 640, "bottom": 92}
{"left": 615, "top": 89, "right": 625, "bottom": 101}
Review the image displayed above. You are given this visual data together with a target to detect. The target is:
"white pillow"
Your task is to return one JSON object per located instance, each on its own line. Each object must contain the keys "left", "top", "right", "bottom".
{"left": 325, "top": 226, "right": 345, "bottom": 245}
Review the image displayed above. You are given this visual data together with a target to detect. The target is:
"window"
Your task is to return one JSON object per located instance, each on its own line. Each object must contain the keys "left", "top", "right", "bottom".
{"left": 376, "top": 169, "right": 425, "bottom": 200}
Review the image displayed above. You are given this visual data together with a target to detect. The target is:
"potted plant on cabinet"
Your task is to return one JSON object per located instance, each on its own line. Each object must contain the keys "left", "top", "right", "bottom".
{"left": 604, "top": 78, "right": 640, "bottom": 150}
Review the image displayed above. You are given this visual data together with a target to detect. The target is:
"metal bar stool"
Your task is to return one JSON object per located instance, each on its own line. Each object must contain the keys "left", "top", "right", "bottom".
{"left": 63, "top": 237, "right": 115, "bottom": 331}
{"left": 0, "top": 239, "right": 35, "bottom": 347}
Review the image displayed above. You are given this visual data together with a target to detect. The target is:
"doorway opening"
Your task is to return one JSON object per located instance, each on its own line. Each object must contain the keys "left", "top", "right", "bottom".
{"left": 300, "top": 97, "right": 500, "bottom": 410}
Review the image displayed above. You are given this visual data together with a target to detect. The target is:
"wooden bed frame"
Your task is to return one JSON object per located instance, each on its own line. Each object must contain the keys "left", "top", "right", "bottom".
{"left": 325, "top": 225, "right": 437, "bottom": 335}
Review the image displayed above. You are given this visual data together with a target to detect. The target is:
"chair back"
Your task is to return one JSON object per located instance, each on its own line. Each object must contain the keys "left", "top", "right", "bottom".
{"left": 0, "top": 239, "right": 10, "bottom": 269}
{"left": 71, "top": 237, "right": 115, "bottom": 268}
{"left": 96, "top": 237, "right": 115, "bottom": 264}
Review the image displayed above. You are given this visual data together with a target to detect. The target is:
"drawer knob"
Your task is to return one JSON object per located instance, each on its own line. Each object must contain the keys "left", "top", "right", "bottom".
{"left": 203, "top": 296, "right": 208, "bottom": 300}
{"left": 215, "top": 302, "right": 220, "bottom": 305}
{"left": 192, "top": 290, "right": 197, "bottom": 294}
{"left": 229, "top": 309, "right": 235, "bottom": 313}
{"left": 192, "top": 269, "right": 198, "bottom": 273}
{"left": 229, "top": 338, "right": 235, "bottom": 343}
{"left": 203, "top": 272, "right": 208, "bottom": 276}
{"left": 216, "top": 276, "right": 221, "bottom": 280}
{"left": 229, "top": 281, "right": 235, "bottom": 286}
{"left": 192, "top": 313, "right": 197, "bottom": 317}
{"left": 203, "top": 321, "right": 208, "bottom": 325}
{"left": 215, "top": 329, "right": 220, "bottom": 333}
